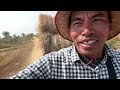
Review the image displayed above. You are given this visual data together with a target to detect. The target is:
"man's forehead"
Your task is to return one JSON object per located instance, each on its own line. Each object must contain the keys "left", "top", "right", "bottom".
{"left": 71, "top": 11, "right": 108, "bottom": 18}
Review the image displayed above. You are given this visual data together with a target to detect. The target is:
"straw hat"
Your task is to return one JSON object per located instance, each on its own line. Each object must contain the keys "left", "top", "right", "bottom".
{"left": 55, "top": 11, "right": 120, "bottom": 42}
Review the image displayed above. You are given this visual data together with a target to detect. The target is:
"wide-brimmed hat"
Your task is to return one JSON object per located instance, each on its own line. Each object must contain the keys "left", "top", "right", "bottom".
{"left": 55, "top": 11, "right": 120, "bottom": 42}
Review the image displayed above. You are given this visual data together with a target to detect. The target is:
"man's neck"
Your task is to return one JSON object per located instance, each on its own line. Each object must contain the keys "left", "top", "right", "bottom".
{"left": 75, "top": 47, "right": 105, "bottom": 68}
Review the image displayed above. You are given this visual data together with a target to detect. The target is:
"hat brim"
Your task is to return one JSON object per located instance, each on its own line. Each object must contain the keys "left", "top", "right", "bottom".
{"left": 55, "top": 11, "right": 120, "bottom": 42}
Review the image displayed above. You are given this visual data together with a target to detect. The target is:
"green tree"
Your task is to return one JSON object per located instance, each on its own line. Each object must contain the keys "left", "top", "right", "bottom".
{"left": 2, "top": 31, "right": 11, "bottom": 39}
{"left": 26, "top": 33, "right": 34, "bottom": 39}
{"left": 21, "top": 33, "right": 26, "bottom": 38}
{"left": 13, "top": 34, "right": 17, "bottom": 38}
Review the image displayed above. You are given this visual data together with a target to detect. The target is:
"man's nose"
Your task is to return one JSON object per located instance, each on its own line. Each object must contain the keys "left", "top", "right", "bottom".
{"left": 81, "top": 21, "right": 95, "bottom": 36}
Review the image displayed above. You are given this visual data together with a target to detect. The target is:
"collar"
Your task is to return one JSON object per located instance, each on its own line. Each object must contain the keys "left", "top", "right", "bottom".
{"left": 69, "top": 44, "right": 114, "bottom": 70}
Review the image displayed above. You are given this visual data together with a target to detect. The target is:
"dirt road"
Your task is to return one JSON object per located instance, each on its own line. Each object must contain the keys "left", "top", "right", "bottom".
{"left": 0, "top": 37, "right": 42, "bottom": 79}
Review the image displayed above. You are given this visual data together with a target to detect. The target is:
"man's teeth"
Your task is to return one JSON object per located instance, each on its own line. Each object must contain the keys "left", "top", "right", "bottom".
{"left": 82, "top": 40, "right": 96, "bottom": 45}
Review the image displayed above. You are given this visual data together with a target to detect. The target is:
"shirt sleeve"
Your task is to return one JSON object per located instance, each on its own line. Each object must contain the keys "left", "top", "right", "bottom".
{"left": 9, "top": 54, "right": 52, "bottom": 79}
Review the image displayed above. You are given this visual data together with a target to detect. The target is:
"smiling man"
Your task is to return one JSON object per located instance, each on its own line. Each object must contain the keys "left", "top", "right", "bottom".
{"left": 70, "top": 11, "right": 110, "bottom": 58}
{"left": 10, "top": 11, "right": 120, "bottom": 79}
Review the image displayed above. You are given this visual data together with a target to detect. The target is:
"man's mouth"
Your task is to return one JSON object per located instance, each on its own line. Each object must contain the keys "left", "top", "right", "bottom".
{"left": 80, "top": 39, "right": 98, "bottom": 46}
{"left": 81, "top": 40, "right": 98, "bottom": 45}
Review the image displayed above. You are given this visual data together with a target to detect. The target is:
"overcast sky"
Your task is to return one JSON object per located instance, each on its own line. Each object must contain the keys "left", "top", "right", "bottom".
{"left": 0, "top": 11, "right": 57, "bottom": 37}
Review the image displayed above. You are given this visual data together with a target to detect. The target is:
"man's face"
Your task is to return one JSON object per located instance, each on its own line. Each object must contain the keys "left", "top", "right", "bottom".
{"left": 70, "top": 11, "right": 111, "bottom": 58}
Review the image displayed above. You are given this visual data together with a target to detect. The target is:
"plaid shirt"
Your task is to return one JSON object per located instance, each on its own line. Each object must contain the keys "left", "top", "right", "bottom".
{"left": 10, "top": 44, "right": 120, "bottom": 79}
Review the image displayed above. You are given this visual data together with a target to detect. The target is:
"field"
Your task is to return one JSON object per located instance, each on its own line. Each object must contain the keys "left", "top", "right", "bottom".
{"left": 0, "top": 14, "right": 72, "bottom": 79}
{"left": 0, "top": 37, "right": 42, "bottom": 78}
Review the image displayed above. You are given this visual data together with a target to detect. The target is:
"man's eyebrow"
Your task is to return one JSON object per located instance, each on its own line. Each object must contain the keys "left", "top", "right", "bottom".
{"left": 71, "top": 17, "right": 83, "bottom": 22}
{"left": 90, "top": 12, "right": 107, "bottom": 19}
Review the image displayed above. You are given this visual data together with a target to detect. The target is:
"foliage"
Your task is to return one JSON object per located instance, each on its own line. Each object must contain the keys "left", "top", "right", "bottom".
{"left": 107, "top": 36, "right": 120, "bottom": 49}
{"left": 38, "top": 14, "right": 72, "bottom": 55}
{"left": 2, "top": 31, "right": 11, "bottom": 39}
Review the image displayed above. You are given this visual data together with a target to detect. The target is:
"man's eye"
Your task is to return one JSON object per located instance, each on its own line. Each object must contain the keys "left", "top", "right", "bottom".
{"left": 74, "top": 22, "right": 83, "bottom": 26}
{"left": 93, "top": 19, "right": 104, "bottom": 23}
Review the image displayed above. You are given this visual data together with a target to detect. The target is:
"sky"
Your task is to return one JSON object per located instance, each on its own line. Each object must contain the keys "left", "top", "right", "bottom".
{"left": 0, "top": 11, "right": 57, "bottom": 37}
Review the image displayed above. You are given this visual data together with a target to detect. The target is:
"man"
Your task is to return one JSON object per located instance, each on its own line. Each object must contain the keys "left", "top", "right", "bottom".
{"left": 10, "top": 11, "right": 120, "bottom": 79}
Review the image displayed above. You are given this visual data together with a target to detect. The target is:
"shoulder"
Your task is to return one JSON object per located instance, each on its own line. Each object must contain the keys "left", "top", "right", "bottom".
{"left": 46, "top": 45, "right": 74, "bottom": 58}
{"left": 108, "top": 47, "right": 120, "bottom": 57}
{"left": 111, "top": 49, "right": 120, "bottom": 59}
{"left": 32, "top": 45, "right": 74, "bottom": 66}
{"left": 106, "top": 46, "right": 120, "bottom": 62}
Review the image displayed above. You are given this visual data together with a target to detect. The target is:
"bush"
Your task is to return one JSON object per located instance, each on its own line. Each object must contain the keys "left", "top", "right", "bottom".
{"left": 38, "top": 14, "right": 72, "bottom": 55}
{"left": 107, "top": 36, "right": 120, "bottom": 49}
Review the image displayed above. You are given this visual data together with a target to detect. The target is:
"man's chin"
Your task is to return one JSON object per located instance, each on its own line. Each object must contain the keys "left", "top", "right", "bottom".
{"left": 78, "top": 50, "right": 95, "bottom": 58}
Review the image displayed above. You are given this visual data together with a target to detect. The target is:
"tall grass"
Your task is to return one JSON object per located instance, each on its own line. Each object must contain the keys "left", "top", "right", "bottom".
{"left": 38, "top": 14, "right": 72, "bottom": 55}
